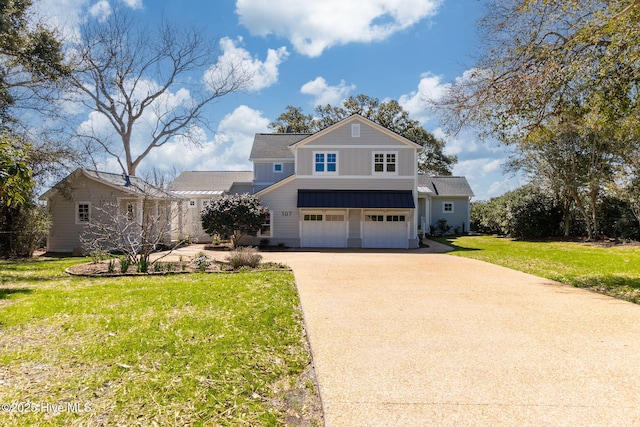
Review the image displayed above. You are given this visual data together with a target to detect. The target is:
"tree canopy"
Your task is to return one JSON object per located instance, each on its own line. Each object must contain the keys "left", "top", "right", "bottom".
{"left": 438, "top": 0, "right": 639, "bottom": 239}
{"left": 269, "top": 94, "right": 457, "bottom": 176}
{"left": 0, "top": 0, "right": 68, "bottom": 124}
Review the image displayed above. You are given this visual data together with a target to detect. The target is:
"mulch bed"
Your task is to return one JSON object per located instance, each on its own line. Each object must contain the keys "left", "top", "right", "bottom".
{"left": 66, "top": 259, "right": 290, "bottom": 277}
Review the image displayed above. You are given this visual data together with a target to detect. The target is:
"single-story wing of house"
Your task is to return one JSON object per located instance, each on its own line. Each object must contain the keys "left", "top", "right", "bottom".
{"left": 39, "top": 168, "right": 180, "bottom": 253}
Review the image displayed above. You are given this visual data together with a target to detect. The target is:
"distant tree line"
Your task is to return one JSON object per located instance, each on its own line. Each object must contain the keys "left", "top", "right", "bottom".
{"left": 472, "top": 185, "right": 640, "bottom": 240}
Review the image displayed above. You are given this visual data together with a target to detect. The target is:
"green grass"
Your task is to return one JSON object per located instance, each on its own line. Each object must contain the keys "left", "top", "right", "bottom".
{"left": 438, "top": 235, "right": 640, "bottom": 304}
{"left": 0, "top": 256, "right": 313, "bottom": 426}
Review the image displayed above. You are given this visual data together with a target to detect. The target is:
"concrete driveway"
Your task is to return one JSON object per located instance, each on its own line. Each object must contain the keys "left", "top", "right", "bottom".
{"left": 259, "top": 249, "right": 640, "bottom": 426}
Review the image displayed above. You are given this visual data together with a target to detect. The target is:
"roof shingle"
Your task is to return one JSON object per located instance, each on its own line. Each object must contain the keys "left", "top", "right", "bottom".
{"left": 417, "top": 175, "right": 474, "bottom": 197}
{"left": 249, "top": 133, "right": 310, "bottom": 160}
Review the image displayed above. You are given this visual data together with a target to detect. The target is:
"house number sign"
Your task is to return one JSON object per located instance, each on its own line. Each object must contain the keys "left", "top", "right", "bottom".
{"left": 281, "top": 211, "right": 293, "bottom": 216}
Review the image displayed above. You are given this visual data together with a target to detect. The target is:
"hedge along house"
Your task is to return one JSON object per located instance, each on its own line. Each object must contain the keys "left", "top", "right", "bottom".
{"left": 40, "top": 168, "right": 181, "bottom": 253}
{"left": 168, "top": 114, "right": 473, "bottom": 248}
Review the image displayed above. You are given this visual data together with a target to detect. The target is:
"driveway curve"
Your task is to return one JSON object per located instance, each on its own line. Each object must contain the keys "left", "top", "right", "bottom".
{"left": 260, "top": 248, "right": 640, "bottom": 426}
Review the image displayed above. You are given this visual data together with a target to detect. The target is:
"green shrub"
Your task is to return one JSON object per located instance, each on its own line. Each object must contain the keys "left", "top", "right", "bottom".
{"left": 120, "top": 257, "right": 131, "bottom": 273}
{"left": 192, "top": 252, "right": 212, "bottom": 272}
{"left": 137, "top": 258, "right": 149, "bottom": 273}
{"left": 471, "top": 185, "right": 563, "bottom": 238}
{"left": 225, "top": 247, "right": 262, "bottom": 269}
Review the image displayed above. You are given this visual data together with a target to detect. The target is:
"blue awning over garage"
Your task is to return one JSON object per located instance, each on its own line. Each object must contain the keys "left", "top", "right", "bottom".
{"left": 297, "top": 190, "right": 415, "bottom": 209}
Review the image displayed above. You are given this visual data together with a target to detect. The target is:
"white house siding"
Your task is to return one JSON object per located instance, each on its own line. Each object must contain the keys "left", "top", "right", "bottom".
{"left": 348, "top": 209, "right": 362, "bottom": 247}
{"left": 45, "top": 175, "right": 129, "bottom": 252}
{"left": 180, "top": 198, "right": 211, "bottom": 242}
{"left": 429, "top": 196, "right": 471, "bottom": 234}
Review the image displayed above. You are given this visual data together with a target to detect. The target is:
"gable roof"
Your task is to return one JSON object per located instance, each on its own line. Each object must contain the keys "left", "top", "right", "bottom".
{"left": 249, "top": 133, "right": 310, "bottom": 160}
{"left": 418, "top": 175, "right": 475, "bottom": 197}
{"left": 289, "top": 114, "right": 423, "bottom": 151}
{"left": 168, "top": 171, "right": 253, "bottom": 196}
{"left": 40, "top": 168, "right": 179, "bottom": 200}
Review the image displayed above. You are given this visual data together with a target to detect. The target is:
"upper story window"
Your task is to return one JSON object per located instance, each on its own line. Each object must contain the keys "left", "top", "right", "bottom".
{"left": 76, "top": 202, "right": 90, "bottom": 224}
{"left": 443, "top": 202, "right": 454, "bottom": 213}
{"left": 314, "top": 152, "right": 337, "bottom": 174}
{"left": 273, "top": 163, "right": 283, "bottom": 173}
{"left": 373, "top": 152, "right": 397, "bottom": 174}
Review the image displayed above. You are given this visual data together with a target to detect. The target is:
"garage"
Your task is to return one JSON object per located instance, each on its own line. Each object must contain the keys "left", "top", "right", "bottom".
{"left": 363, "top": 211, "right": 409, "bottom": 248}
{"left": 300, "top": 210, "right": 347, "bottom": 247}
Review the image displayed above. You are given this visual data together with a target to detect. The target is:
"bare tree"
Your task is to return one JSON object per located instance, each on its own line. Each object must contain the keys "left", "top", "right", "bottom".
{"left": 68, "top": 10, "right": 251, "bottom": 176}
{"left": 80, "top": 193, "right": 183, "bottom": 270}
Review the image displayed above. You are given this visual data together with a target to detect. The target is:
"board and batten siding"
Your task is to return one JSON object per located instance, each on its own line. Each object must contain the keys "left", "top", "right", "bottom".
{"left": 46, "top": 175, "right": 130, "bottom": 252}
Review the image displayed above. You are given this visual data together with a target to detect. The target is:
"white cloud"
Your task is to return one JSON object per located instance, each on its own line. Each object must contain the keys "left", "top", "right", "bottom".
{"left": 300, "top": 77, "right": 356, "bottom": 106}
{"left": 144, "top": 105, "right": 270, "bottom": 173}
{"left": 399, "top": 72, "right": 449, "bottom": 124}
{"left": 432, "top": 128, "right": 478, "bottom": 156}
{"left": 119, "top": 0, "right": 143, "bottom": 9}
{"left": 206, "top": 37, "right": 289, "bottom": 93}
{"left": 88, "top": 0, "right": 111, "bottom": 21}
{"left": 482, "top": 159, "right": 503, "bottom": 174}
{"left": 236, "top": 0, "right": 442, "bottom": 57}
{"left": 32, "top": 0, "right": 143, "bottom": 41}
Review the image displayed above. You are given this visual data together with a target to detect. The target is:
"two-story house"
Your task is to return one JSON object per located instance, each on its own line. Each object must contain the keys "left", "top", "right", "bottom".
{"left": 170, "top": 114, "right": 474, "bottom": 249}
{"left": 41, "top": 115, "right": 472, "bottom": 252}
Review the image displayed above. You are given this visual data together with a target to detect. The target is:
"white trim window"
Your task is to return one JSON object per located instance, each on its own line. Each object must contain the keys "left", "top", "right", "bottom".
{"left": 76, "top": 202, "right": 90, "bottom": 224}
{"left": 259, "top": 211, "right": 272, "bottom": 237}
{"left": 188, "top": 199, "right": 197, "bottom": 209}
{"left": 373, "top": 151, "right": 397, "bottom": 174}
{"left": 273, "top": 163, "right": 283, "bottom": 173}
{"left": 126, "top": 202, "right": 135, "bottom": 221}
{"left": 314, "top": 152, "right": 338, "bottom": 174}
{"left": 443, "top": 202, "right": 454, "bottom": 213}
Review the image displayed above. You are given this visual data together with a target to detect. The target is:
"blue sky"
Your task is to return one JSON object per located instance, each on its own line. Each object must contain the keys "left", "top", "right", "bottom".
{"left": 36, "top": 0, "right": 524, "bottom": 200}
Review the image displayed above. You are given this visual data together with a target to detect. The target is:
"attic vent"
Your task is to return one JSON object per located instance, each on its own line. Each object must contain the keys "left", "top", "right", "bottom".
{"left": 351, "top": 123, "right": 360, "bottom": 138}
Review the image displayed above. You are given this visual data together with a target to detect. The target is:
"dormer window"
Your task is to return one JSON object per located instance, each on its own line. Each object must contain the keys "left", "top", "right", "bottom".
{"left": 273, "top": 163, "right": 283, "bottom": 173}
{"left": 373, "top": 151, "right": 397, "bottom": 174}
{"left": 314, "top": 152, "right": 338, "bottom": 174}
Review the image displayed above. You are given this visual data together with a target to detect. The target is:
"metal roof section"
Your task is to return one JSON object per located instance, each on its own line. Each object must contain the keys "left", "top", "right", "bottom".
{"left": 168, "top": 171, "right": 253, "bottom": 192}
{"left": 297, "top": 189, "right": 415, "bottom": 209}
{"left": 171, "top": 190, "right": 224, "bottom": 196}
{"left": 417, "top": 175, "right": 474, "bottom": 197}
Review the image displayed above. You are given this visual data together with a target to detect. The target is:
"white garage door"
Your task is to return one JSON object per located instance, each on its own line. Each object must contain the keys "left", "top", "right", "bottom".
{"left": 363, "top": 211, "right": 408, "bottom": 248}
{"left": 301, "top": 210, "right": 347, "bottom": 248}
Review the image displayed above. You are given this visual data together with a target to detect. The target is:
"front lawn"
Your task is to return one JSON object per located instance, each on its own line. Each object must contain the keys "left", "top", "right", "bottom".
{"left": 439, "top": 235, "right": 640, "bottom": 304}
{"left": 0, "top": 256, "right": 319, "bottom": 426}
